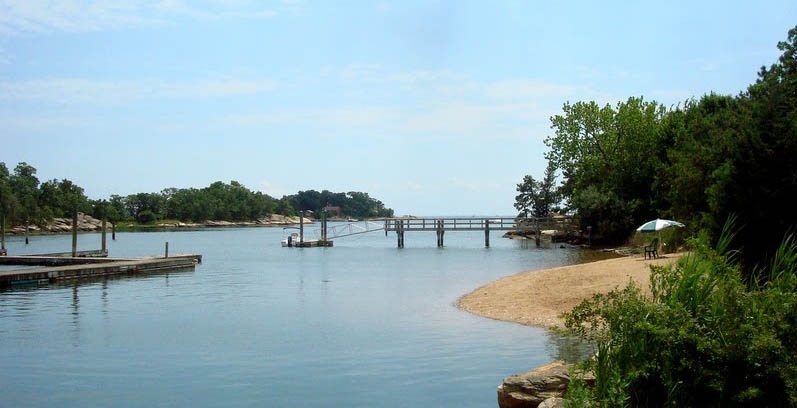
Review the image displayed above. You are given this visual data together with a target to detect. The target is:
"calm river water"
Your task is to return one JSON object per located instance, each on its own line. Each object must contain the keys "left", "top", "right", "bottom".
{"left": 0, "top": 225, "right": 608, "bottom": 407}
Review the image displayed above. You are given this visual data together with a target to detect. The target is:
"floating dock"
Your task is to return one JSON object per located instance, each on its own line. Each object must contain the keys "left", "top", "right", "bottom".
{"left": 287, "top": 240, "right": 333, "bottom": 248}
{"left": 0, "top": 254, "right": 202, "bottom": 287}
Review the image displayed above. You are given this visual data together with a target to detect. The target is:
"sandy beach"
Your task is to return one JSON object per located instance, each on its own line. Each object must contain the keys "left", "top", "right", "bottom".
{"left": 458, "top": 253, "right": 684, "bottom": 329}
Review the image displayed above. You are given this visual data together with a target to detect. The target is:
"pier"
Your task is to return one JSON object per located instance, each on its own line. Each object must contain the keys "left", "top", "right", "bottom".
{"left": 311, "top": 216, "right": 575, "bottom": 248}
{"left": 383, "top": 216, "right": 574, "bottom": 248}
{"left": 0, "top": 254, "right": 202, "bottom": 287}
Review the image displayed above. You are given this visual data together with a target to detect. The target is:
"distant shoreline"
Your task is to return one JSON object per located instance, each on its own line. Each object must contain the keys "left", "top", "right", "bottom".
{"left": 1, "top": 214, "right": 315, "bottom": 236}
{"left": 457, "top": 253, "right": 684, "bottom": 329}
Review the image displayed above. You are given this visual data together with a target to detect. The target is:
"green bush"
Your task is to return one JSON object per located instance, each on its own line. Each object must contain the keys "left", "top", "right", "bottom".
{"left": 563, "top": 225, "right": 797, "bottom": 407}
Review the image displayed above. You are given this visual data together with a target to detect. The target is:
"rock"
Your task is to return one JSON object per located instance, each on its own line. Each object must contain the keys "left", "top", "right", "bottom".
{"left": 497, "top": 361, "right": 571, "bottom": 408}
{"left": 537, "top": 397, "right": 564, "bottom": 408}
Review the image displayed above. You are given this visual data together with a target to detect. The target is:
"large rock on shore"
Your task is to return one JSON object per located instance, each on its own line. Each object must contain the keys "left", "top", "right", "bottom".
{"left": 8, "top": 213, "right": 107, "bottom": 234}
{"left": 497, "top": 361, "right": 571, "bottom": 408}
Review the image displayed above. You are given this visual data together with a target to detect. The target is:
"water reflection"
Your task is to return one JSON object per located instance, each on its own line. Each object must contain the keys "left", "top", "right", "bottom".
{"left": 546, "top": 331, "right": 595, "bottom": 364}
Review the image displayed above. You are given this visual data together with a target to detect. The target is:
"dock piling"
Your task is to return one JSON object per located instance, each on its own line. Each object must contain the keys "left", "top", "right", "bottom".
{"left": 1, "top": 214, "right": 6, "bottom": 255}
{"left": 485, "top": 220, "right": 490, "bottom": 248}
{"left": 101, "top": 217, "right": 107, "bottom": 253}
{"left": 71, "top": 211, "right": 78, "bottom": 257}
{"left": 165, "top": 242, "right": 169, "bottom": 258}
{"left": 299, "top": 211, "right": 305, "bottom": 244}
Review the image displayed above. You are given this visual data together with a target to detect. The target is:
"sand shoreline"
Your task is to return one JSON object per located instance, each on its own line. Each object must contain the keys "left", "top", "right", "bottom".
{"left": 457, "top": 253, "right": 684, "bottom": 329}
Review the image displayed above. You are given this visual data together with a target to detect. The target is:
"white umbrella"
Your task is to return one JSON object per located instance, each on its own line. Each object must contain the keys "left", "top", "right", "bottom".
{"left": 636, "top": 219, "right": 685, "bottom": 233}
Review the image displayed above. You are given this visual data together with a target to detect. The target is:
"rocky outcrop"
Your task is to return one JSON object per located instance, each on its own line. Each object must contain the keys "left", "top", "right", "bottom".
{"left": 497, "top": 361, "right": 586, "bottom": 408}
{"left": 155, "top": 215, "right": 314, "bottom": 228}
{"left": 8, "top": 213, "right": 107, "bottom": 234}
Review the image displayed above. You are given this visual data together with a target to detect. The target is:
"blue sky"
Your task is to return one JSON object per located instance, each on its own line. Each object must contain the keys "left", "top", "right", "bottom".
{"left": 1, "top": 1, "right": 795, "bottom": 216}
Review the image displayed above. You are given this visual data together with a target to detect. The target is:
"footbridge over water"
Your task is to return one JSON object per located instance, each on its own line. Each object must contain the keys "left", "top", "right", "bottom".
{"left": 316, "top": 216, "right": 575, "bottom": 248}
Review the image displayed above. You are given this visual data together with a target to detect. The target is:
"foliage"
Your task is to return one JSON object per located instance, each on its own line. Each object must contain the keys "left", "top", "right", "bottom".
{"left": 286, "top": 189, "right": 394, "bottom": 219}
{"left": 542, "top": 25, "right": 797, "bottom": 274}
{"left": 0, "top": 161, "right": 394, "bottom": 226}
{"left": 545, "top": 97, "right": 668, "bottom": 242}
{"left": 563, "top": 225, "right": 797, "bottom": 407}
{"left": 515, "top": 161, "right": 560, "bottom": 218}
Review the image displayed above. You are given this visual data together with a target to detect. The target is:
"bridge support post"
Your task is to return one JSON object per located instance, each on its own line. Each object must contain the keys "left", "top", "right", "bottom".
{"left": 485, "top": 220, "right": 490, "bottom": 247}
{"left": 396, "top": 220, "right": 404, "bottom": 248}
{"left": 436, "top": 220, "right": 444, "bottom": 247}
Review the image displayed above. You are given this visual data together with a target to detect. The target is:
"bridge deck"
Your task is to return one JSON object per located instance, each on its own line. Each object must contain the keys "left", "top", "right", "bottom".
{"left": 383, "top": 217, "right": 571, "bottom": 232}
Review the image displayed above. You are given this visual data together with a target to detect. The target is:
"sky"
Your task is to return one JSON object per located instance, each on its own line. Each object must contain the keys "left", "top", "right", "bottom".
{"left": 1, "top": 1, "right": 795, "bottom": 216}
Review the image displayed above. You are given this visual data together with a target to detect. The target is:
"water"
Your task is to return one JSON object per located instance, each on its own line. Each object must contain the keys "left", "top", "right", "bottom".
{"left": 0, "top": 225, "right": 608, "bottom": 407}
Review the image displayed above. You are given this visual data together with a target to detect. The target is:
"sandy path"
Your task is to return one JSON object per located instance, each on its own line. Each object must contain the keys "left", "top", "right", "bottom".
{"left": 457, "top": 253, "right": 684, "bottom": 329}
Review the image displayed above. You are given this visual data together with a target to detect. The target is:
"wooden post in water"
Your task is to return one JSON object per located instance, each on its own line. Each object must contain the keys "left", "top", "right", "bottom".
{"left": 299, "top": 211, "right": 305, "bottom": 244}
{"left": 165, "top": 241, "right": 169, "bottom": 258}
{"left": 25, "top": 222, "right": 29, "bottom": 245}
{"left": 436, "top": 219, "right": 444, "bottom": 247}
{"left": 396, "top": 220, "right": 404, "bottom": 248}
{"left": 101, "top": 217, "right": 107, "bottom": 254}
{"left": 112, "top": 222, "right": 116, "bottom": 240}
{"left": 1, "top": 214, "right": 5, "bottom": 255}
{"left": 321, "top": 212, "right": 327, "bottom": 242}
{"left": 71, "top": 210, "right": 78, "bottom": 257}
{"left": 482, "top": 219, "right": 487, "bottom": 246}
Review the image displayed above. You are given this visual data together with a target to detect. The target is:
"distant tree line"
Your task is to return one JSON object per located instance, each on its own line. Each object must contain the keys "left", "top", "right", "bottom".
{"left": 0, "top": 164, "right": 394, "bottom": 227}
{"left": 285, "top": 189, "right": 393, "bottom": 219}
{"left": 516, "top": 25, "right": 797, "bottom": 273}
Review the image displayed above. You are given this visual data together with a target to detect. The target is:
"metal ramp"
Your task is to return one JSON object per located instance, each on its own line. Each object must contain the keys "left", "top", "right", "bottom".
{"left": 315, "top": 220, "right": 386, "bottom": 239}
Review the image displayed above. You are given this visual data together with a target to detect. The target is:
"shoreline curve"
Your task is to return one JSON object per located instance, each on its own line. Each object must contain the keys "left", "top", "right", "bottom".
{"left": 457, "top": 253, "right": 684, "bottom": 329}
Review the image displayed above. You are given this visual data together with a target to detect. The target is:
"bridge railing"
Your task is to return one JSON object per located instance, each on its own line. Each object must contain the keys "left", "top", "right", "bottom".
{"left": 382, "top": 216, "right": 573, "bottom": 232}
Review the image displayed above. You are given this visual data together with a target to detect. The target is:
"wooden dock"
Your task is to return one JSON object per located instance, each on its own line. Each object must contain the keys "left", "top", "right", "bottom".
{"left": 0, "top": 254, "right": 202, "bottom": 287}
{"left": 382, "top": 216, "right": 574, "bottom": 248}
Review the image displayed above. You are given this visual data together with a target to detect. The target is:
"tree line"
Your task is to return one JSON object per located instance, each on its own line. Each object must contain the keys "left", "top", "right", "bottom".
{"left": 0, "top": 164, "right": 394, "bottom": 227}
{"left": 538, "top": 26, "right": 797, "bottom": 407}
{"left": 516, "top": 25, "right": 797, "bottom": 273}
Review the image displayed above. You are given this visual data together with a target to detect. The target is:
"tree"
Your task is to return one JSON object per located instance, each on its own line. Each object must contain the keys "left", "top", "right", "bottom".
{"left": 545, "top": 97, "right": 668, "bottom": 242}
{"left": 10, "top": 162, "right": 41, "bottom": 231}
{"left": 38, "top": 178, "right": 90, "bottom": 218}
{"left": 0, "top": 163, "right": 17, "bottom": 225}
{"left": 514, "top": 162, "right": 560, "bottom": 218}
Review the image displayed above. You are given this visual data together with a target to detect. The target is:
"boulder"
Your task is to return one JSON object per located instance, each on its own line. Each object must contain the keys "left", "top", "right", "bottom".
{"left": 497, "top": 361, "right": 571, "bottom": 408}
{"left": 537, "top": 397, "right": 565, "bottom": 408}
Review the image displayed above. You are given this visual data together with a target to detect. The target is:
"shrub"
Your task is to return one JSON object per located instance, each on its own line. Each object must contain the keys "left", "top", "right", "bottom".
{"left": 563, "top": 224, "right": 797, "bottom": 407}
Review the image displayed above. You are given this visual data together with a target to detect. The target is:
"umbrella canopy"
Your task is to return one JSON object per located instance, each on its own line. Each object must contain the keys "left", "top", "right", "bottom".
{"left": 636, "top": 219, "right": 685, "bottom": 233}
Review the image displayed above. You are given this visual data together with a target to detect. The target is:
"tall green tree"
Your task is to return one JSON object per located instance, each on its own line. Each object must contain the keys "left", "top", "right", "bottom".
{"left": 514, "top": 162, "right": 559, "bottom": 218}
{"left": 729, "top": 25, "right": 797, "bottom": 272}
{"left": 0, "top": 163, "right": 17, "bottom": 225}
{"left": 10, "top": 162, "right": 41, "bottom": 229}
{"left": 545, "top": 97, "right": 668, "bottom": 242}
{"left": 38, "top": 178, "right": 90, "bottom": 219}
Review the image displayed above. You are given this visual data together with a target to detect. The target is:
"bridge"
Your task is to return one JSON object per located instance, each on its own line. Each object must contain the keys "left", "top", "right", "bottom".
{"left": 314, "top": 216, "right": 574, "bottom": 248}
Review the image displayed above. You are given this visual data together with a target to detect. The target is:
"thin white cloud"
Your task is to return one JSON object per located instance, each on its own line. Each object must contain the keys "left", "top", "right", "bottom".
{"left": 0, "top": 0, "right": 277, "bottom": 35}
{"left": 339, "top": 64, "right": 464, "bottom": 84}
{"left": 224, "top": 106, "right": 401, "bottom": 128}
{"left": 483, "top": 79, "right": 579, "bottom": 100}
{"left": 0, "top": 78, "right": 278, "bottom": 104}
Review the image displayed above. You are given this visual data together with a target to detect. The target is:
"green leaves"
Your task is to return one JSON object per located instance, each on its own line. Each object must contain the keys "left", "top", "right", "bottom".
{"left": 545, "top": 97, "right": 667, "bottom": 242}
{"left": 563, "top": 230, "right": 797, "bottom": 407}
